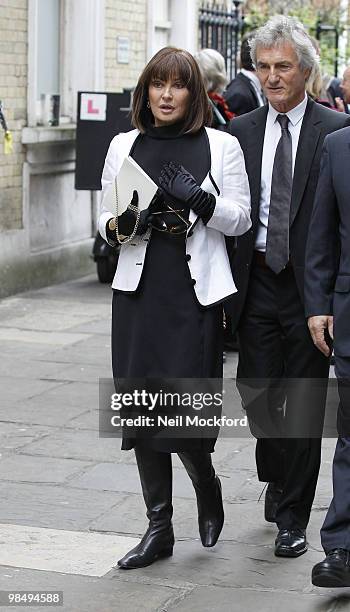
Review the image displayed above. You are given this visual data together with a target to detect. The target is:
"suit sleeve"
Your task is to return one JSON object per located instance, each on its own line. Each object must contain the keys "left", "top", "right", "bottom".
{"left": 304, "top": 136, "right": 339, "bottom": 317}
{"left": 206, "top": 135, "right": 251, "bottom": 236}
{"left": 225, "top": 91, "right": 254, "bottom": 116}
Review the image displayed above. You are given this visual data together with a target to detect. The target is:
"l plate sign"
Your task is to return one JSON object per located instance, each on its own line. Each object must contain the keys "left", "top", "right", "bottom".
{"left": 80, "top": 93, "right": 107, "bottom": 121}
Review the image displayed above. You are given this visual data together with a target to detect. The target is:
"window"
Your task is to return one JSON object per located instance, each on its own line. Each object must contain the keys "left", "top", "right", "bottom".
{"left": 28, "top": 0, "right": 105, "bottom": 127}
{"left": 147, "top": 0, "right": 197, "bottom": 60}
{"left": 147, "top": 0, "right": 171, "bottom": 59}
{"left": 36, "top": 0, "right": 60, "bottom": 100}
{"left": 28, "top": 0, "right": 63, "bottom": 126}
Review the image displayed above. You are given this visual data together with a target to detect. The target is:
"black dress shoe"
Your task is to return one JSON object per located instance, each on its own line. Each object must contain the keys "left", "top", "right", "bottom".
{"left": 117, "top": 524, "right": 174, "bottom": 569}
{"left": 264, "top": 482, "right": 283, "bottom": 523}
{"left": 274, "top": 528, "right": 307, "bottom": 557}
{"left": 312, "top": 549, "right": 350, "bottom": 587}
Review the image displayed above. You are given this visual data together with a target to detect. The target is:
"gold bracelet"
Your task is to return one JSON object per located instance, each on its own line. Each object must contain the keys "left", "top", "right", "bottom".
{"left": 108, "top": 217, "right": 116, "bottom": 231}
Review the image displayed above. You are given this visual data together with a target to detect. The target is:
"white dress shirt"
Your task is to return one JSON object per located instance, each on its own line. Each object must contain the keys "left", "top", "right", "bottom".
{"left": 255, "top": 94, "right": 308, "bottom": 252}
{"left": 240, "top": 69, "right": 265, "bottom": 107}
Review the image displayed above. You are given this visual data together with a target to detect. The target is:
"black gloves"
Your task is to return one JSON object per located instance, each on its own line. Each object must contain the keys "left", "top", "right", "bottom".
{"left": 158, "top": 161, "right": 216, "bottom": 224}
{"left": 106, "top": 190, "right": 155, "bottom": 241}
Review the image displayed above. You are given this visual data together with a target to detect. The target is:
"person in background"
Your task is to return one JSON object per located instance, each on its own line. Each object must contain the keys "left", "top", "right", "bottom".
{"left": 195, "top": 48, "right": 234, "bottom": 129}
{"left": 334, "top": 65, "right": 350, "bottom": 113}
{"left": 327, "top": 76, "right": 344, "bottom": 108}
{"left": 306, "top": 36, "right": 333, "bottom": 108}
{"left": 224, "top": 32, "right": 266, "bottom": 115}
{"left": 99, "top": 46, "right": 251, "bottom": 570}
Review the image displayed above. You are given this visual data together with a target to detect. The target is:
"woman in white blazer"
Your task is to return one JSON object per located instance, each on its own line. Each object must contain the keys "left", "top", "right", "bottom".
{"left": 99, "top": 46, "right": 251, "bottom": 570}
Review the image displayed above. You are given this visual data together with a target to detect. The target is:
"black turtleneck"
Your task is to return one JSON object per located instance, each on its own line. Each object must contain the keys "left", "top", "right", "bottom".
{"left": 131, "top": 122, "right": 210, "bottom": 188}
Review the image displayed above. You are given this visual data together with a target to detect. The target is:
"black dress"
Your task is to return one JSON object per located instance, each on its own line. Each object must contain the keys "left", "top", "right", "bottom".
{"left": 112, "top": 123, "right": 223, "bottom": 452}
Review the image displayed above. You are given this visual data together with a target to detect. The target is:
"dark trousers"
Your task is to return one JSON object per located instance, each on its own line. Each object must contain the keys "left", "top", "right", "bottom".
{"left": 321, "top": 356, "right": 350, "bottom": 552}
{"left": 237, "top": 261, "right": 330, "bottom": 529}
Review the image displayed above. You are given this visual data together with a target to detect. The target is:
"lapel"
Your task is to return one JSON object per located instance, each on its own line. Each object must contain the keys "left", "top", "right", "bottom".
{"left": 246, "top": 106, "right": 268, "bottom": 226}
{"left": 289, "top": 98, "right": 322, "bottom": 225}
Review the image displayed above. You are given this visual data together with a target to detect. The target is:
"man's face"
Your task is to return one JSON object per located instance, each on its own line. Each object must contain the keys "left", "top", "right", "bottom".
{"left": 340, "top": 67, "right": 350, "bottom": 104}
{"left": 256, "top": 42, "right": 310, "bottom": 113}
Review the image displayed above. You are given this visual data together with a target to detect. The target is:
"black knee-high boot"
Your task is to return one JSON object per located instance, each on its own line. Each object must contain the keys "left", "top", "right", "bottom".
{"left": 178, "top": 450, "right": 224, "bottom": 547}
{"left": 118, "top": 446, "right": 174, "bottom": 569}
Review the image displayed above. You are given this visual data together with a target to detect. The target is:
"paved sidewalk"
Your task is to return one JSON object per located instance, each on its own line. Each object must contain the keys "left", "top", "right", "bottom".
{"left": 0, "top": 275, "right": 349, "bottom": 612}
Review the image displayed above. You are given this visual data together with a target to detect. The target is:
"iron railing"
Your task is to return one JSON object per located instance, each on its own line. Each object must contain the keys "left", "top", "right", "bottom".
{"left": 199, "top": 1, "right": 245, "bottom": 82}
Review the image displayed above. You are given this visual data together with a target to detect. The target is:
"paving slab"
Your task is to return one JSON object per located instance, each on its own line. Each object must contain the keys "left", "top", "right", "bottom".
{"left": 0, "top": 422, "right": 53, "bottom": 453}
{"left": 22, "top": 429, "right": 128, "bottom": 463}
{"left": 0, "top": 310, "right": 98, "bottom": 332}
{"left": 0, "top": 403, "right": 88, "bottom": 427}
{"left": 0, "top": 328, "right": 89, "bottom": 347}
{"left": 0, "top": 358, "right": 90, "bottom": 380}
{"left": 0, "top": 524, "right": 138, "bottom": 577}
{"left": 37, "top": 342, "right": 110, "bottom": 366}
{"left": 65, "top": 409, "right": 102, "bottom": 431}
{"left": 68, "top": 319, "right": 111, "bottom": 335}
{"left": 0, "top": 378, "right": 63, "bottom": 406}
{"left": 0, "top": 340, "right": 58, "bottom": 359}
{"left": 17, "top": 380, "right": 98, "bottom": 412}
{"left": 67, "top": 461, "right": 259, "bottom": 500}
{"left": 0, "top": 455, "right": 92, "bottom": 484}
{"left": 46, "top": 363, "right": 112, "bottom": 383}
{"left": 168, "top": 585, "right": 337, "bottom": 612}
{"left": 0, "top": 566, "right": 178, "bottom": 612}
{"left": 68, "top": 461, "right": 194, "bottom": 496}
{"left": 0, "top": 482, "right": 122, "bottom": 530}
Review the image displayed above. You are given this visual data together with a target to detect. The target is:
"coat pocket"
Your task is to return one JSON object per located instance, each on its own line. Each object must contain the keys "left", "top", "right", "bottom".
{"left": 334, "top": 275, "right": 350, "bottom": 293}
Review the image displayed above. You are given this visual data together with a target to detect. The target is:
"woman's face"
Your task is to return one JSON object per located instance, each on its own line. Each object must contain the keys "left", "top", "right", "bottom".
{"left": 148, "top": 75, "right": 190, "bottom": 127}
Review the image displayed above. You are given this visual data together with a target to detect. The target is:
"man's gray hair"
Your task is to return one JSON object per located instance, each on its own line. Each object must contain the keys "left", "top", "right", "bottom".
{"left": 249, "top": 15, "right": 319, "bottom": 74}
{"left": 195, "top": 48, "right": 228, "bottom": 94}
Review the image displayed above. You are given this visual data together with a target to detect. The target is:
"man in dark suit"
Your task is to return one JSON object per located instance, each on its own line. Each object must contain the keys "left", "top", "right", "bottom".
{"left": 227, "top": 15, "right": 350, "bottom": 558}
{"left": 305, "top": 127, "right": 350, "bottom": 586}
{"left": 224, "top": 33, "right": 265, "bottom": 115}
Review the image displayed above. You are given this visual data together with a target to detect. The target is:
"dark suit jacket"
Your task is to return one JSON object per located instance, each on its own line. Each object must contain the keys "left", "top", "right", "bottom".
{"left": 305, "top": 127, "right": 350, "bottom": 357}
{"left": 224, "top": 72, "right": 261, "bottom": 116}
{"left": 226, "top": 98, "right": 350, "bottom": 332}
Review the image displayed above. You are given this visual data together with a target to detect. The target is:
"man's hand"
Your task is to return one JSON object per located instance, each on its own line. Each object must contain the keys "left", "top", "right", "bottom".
{"left": 308, "top": 315, "right": 334, "bottom": 357}
{"left": 335, "top": 97, "right": 346, "bottom": 113}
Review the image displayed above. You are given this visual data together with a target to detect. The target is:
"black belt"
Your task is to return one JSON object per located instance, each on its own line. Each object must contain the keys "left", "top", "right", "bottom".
{"left": 253, "top": 250, "right": 292, "bottom": 270}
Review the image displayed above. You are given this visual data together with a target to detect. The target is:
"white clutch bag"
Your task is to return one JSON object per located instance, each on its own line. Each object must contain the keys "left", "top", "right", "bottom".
{"left": 102, "top": 156, "right": 158, "bottom": 213}
{"left": 102, "top": 156, "right": 158, "bottom": 244}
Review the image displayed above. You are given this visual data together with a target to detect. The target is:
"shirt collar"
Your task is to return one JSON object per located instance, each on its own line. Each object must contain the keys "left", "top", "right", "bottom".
{"left": 240, "top": 68, "right": 262, "bottom": 92}
{"left": 268, "top": 93, "right": 308, "bottom": 127}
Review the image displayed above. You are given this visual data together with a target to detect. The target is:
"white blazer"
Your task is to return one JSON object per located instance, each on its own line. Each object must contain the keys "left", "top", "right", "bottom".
{"left": 99, "top": 126, "right": 251, "bottom": 306}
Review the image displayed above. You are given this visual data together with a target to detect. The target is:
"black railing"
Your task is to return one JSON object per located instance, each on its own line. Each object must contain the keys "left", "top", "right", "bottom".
{"left": 199, "top": 1, "right": 245, "bottom": 82}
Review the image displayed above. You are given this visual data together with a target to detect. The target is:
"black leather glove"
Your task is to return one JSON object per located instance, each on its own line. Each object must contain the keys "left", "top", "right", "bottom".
{"left": 158, "top": 161, "right": 215, "bottom": 224}
{"left": 107, "top": 190, "right": 155, "bottom": 239}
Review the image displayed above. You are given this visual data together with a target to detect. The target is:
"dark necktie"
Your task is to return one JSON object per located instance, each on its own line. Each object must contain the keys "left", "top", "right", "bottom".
{"left": 265, "top": 114, "right": 292, "bottom": 274}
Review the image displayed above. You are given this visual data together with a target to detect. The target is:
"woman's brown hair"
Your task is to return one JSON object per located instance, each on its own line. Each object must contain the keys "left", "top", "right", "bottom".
{"left": 131, "top": 46, "right": 212, "bottom": 134}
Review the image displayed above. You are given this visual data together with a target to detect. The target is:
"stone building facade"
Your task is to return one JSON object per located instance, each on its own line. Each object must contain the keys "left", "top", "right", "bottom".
{"left": 0, "top": 0, "right": 27, "bottom": 289}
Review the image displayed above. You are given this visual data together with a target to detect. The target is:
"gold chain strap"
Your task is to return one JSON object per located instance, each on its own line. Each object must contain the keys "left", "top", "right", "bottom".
{"left": 114, "top": 178, "right": 141, "bottom": 244}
